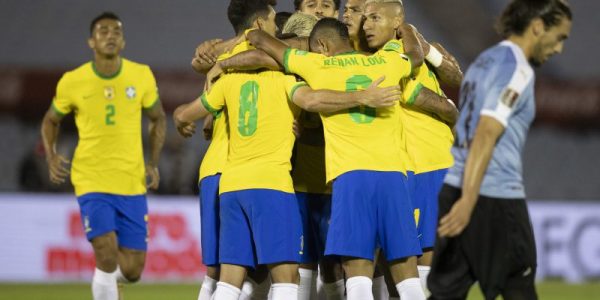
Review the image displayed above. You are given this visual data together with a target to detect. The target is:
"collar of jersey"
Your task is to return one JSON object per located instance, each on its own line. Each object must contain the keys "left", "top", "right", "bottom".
{"left": 92, "top": 58, "right": 123, "bottom": 80}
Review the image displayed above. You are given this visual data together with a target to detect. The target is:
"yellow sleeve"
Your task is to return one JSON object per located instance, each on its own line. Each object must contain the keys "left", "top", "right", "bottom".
{"left": 378, "top": 40, "right": 412, "bottom": 79}
{"left": 283, "top": 48, "right": 322, "bottom": 79}
{"left": 142, "top": 66, "right": 160, "bottom": 109}
{"left": 200, "top": 78, "right": 226, "bottom": 116}
{"left": 283, "top": 75, "right": 308, "bottom": 101}
{"left": 51, "top": 74, "right": 73, "bottom": 116}
{"left": 402, "top": 77, "right": 424, "bottom": 106}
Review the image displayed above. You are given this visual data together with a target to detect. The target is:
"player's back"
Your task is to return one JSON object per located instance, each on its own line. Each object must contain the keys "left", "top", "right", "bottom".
{"left": 284, "top": 40, "right": 412, "bottom": 182}
{"left": 446, "top": 40, "right": 535, "bottom": 199}
{"left": 52, "top": 58, "right": 159, "bottom": 196}
{"left": 202, "top": 69, "right": 301, "bottom": 194}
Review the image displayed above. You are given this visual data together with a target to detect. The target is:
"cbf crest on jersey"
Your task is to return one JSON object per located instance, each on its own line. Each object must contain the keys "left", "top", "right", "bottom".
{"left": 126, "top": 86, "right": 137, "bottom": 100}
{"left": 104, "top": 86, "right": 115, "bottom": 100}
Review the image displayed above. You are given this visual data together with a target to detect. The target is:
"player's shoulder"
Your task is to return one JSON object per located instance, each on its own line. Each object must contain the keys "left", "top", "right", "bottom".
{"left": 122, "top": 58, "right": 153, "bottom": 73}
{"left": 495, "top": 42, "right": 534, "bottom": 86}
{"left": 381, "top": 39, "right": 404, "bottom": 53}
{"left": 59, "top": 62, "right": 93, "bottom": 85}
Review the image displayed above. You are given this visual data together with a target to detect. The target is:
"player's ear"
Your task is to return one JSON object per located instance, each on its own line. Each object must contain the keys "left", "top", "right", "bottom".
{"left": 87, "top": 37, "right": 95, "bottom": 50}
{"left": 318, "top": 39, "right": 328, "bottom": 54}
{"left": 530, "top": 18, "right": 545, "bottom": 37}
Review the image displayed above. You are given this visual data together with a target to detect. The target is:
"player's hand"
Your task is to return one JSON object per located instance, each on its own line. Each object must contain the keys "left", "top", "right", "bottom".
{"left": 176, "top": 121, "right": 196, "bottom": 138}
{"left": 438, "top": 197, "right": 476, "bottom": 237}
{"left": 359, "top": 76, "right": 402, "bottom": 108}
{"left": 47, "top": 154, "right": 70, "bottom": 184}
{"left": 292, "top": 119, "right": 302, "bottom": 138}
{"left": 410, "top": 24, "right": 431, "bottom": 57}
{"left": 194, "top": 39, "right": 223, "bottom": 66}
{"left": 203, "top": 114, "right": 214, "bottom": 140}
{"left": 206, "top": 63, "right": 224, "bottom": 92}
{"left": 146, "top": 164, "right": 160, "bottom": 190}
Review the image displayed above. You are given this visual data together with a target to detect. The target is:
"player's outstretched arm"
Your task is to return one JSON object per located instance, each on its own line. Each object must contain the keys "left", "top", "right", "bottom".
{"left": 40, "top": 108, "right": 70, "bottom": 184}
{"left": 219, "top": 49, "right": 282, "bottom": 71}
{"left": 438, "top": 116, "right": 505, "bottom": 237}
{"left": 293, "top": 76, "right": 402, "bottom": 113}
{"left": 429, "top": 43, "right": 463, "bottom": 88}
{"left": 246, "top": 29, "right": 290, "bottom": 66}
{"left": 411, "top": 26, "right": 463, "bottom": 87}
{"left": 143, "top": 103, "right": 166, "bottom": 190}
{"left": 397, "top": 23, "right": 424, "bottom": 76}
{"left": 173, "top": 97, "right": 212, "bottom": 138}
{"left": 191, "top": 36, "right": 245, "bottom": 74}
{"left": 412, "top": 87, "right": 459, "bottom": 126}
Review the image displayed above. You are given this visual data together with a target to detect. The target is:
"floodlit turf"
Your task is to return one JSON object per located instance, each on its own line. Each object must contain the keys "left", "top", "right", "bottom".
{"left": 0, "top": 281, "right": 597, "bottom": 299}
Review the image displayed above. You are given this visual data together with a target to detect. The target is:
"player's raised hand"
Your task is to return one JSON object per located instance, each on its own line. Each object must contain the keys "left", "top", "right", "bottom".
{"left": 47, "top": 154, "right": 70, "bottom": 184}
{"left": 146, "top": 164, "right": 160, "bottom": 190}
{"left": 195, "top": 39, "right": 223, "bottom": 66}
{"left": 409, "top": 24, "right": 431, "bottom": 58}
{"left": 438, "top": 197, "right": 476, "bottom": 237}
{"left": 359, "top": 76, "right": 402, "bottom": 108}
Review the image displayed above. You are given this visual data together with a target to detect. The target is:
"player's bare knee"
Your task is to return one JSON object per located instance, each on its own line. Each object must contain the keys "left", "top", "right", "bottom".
{"left": 269, "top": 263, "right": 299, "bottom": 284}
{"left": 342, "top": 257, "right": 374, "bottom": 278}
{"left": 206, "top": 266, "right": 220, "bottom": 280}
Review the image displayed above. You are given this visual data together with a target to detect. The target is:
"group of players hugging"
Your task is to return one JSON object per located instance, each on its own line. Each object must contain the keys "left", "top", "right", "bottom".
{"left": 42, "top": 0, "right": 572, "bottom": 299}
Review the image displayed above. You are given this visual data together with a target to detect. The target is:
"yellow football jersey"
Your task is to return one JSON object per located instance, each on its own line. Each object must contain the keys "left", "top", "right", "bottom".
{"left": 201, "top": 44, "right": 304, "bottom": 193}
{"left": 198, "top": 111, "right": 229, "bottom": 181}
{"left": 52, "top": 58, "right": 159, "bottom": 196}
{"left": 284, "top": 40, "right": 412, "bottom": 182}
{"left": 397, "top": 41, "right": 455, "bottom": 174}
{"left": 197, "top": 42, "right": 257, "bottom": 182}
{"left": 292, "top": 111, "right": 331, "bottom": 194}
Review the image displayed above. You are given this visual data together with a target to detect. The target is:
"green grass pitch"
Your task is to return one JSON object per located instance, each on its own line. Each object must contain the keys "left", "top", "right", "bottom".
{"left": 0, "top": 281, "right": 598, "bottom": 299}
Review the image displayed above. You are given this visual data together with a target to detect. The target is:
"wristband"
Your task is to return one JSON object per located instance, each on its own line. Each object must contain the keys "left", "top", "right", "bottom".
{"left": 426, "top": 46, "right": 444, "bottom": 68}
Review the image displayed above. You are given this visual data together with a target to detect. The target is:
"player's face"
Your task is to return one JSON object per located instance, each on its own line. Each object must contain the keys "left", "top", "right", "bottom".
{"left": 88, "top": 19, "right": 125, "bottom": 58}
{"left": 362, "top": 4, "right": 398, "bottom": 49}
{"left": 530, "top": 17, "right": 572, "bottom": 66}
{"left": 300, "top": 0, "right": 338, "bottom": 19}
{"left": 342, "top": 0, "right": 366, "bottom": 40}
{"left": 258, "top": 6, "right": 278, "bottom": 37}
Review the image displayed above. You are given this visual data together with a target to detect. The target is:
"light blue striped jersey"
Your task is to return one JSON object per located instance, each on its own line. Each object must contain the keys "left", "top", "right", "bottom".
{"left": 445, "top": 40, "right": 535, "bottom": 199}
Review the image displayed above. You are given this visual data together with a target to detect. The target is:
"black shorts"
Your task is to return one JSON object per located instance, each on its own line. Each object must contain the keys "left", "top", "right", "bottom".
{"left": 428, "top": 185, "right": 537, "bottom": 300}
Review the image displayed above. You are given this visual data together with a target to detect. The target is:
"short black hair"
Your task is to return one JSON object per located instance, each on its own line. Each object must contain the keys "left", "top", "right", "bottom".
{"left": 228, "top": 0, "right": 272, "bottom": 35}
{"left": 90, "top": 12, "right": 121, "bottom": 36}
{"left": 309, "top": 18, "right": 349, "bottom": 49}
{"left": 276, "top": 11, "right": 293, "bottom": 36}
{"left": 497, "top": 0, "right": 572, "bottom": 38}
{"left": 294, "top": 0, "right": 341, "bottom": 11}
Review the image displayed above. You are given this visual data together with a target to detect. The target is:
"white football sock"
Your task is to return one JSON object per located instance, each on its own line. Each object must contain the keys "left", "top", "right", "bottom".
{"left": 346, "top": 276, "right": 373, "bottom": 300}
{"left": 372, "top": 275, "right": 389, "bottom": 300}
{"left": 299, "top": 268, "right": 317, "bottom": 300}
{"left": 198, "top": 275, "right": 217, "bottom": 300}
{"left": 418, "top": 265, "right": 431, "bottom": 297}
{"left": 92, "top": 268, "right": 118, "bottom": 300}
{"left": 114, "top": 266, "right": 131, "bottom": 284}
{"left": 270, "top": 283, "right": 298, "bottom": 300}
{"left": 240, "top": 277, "right": 270, "bottom": 300}
{"left": 323, "top": 279, "right": 345, "bottom": 300}
{"left": 212, "top": 282, "right": 241, "bottom": 300}
{"left": 396, "top": 277, "right": 426, "bottom": 300}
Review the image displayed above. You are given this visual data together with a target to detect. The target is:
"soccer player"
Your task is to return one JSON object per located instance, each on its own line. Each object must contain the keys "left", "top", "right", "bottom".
{"left": 244, "top": 19, "right": 431, "bottom": 300}
{"left": 40, "top": 12, "right": 166, "bottom": 300}
{"left": 295, "top": 0, "right": 340, "bottom": 19}
{"left": 174, "top": 3, "right": 402, "bottom": 300}
{"left": 360, "top": 0, "right": 461, "bottom": 297}
{"left": 430, "top": 1, "right": 572, "bottom": 299}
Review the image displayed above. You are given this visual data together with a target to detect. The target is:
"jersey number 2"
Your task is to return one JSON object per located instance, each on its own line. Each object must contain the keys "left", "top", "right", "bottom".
{"left": 346, "top": 75, "right": 375, "bottom": 124}
{"left": 238, "top": 81, "right": 259, "bottom": 136}
{"left": 105, "top": 104, "right": 116, "bottom": 125}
